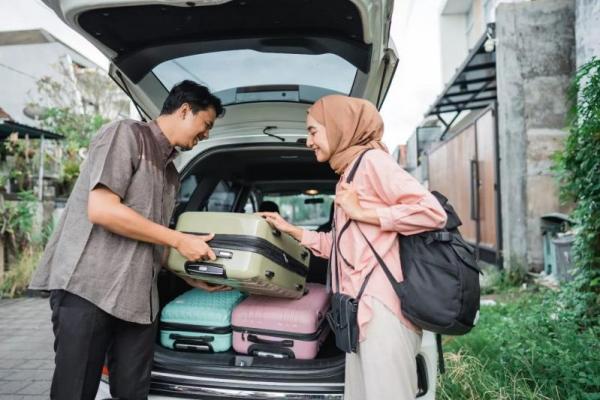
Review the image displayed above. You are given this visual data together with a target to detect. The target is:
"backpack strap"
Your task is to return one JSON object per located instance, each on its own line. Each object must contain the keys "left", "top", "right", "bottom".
{"left": 346, "top": 149, "right": 373, "bottom": 184}
{"left": 436, "top": 333, "right": 446, "bottom": 374}
{"left": 330, "top": 149, "right": 374, "bottom": 296}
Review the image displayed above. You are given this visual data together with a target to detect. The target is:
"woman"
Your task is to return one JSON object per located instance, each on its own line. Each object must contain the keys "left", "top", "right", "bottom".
{"left": 258, "top": 95, "right": 446, "bottom": 399}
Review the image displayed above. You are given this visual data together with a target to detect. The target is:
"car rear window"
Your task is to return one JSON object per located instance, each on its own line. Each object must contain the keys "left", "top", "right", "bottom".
{"left": 153, "top": 50, "right": 357, "bottom": 105}
{"left": 263, "top": 194, "right": 335, "bottom": 229}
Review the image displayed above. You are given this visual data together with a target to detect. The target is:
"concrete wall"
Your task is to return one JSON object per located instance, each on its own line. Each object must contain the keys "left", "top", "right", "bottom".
{"left": 0, "top": 41, "right": 92, "bottom": 124}
{"left": 496, "top": 0, "right": 575, "bottom": 271}
{"left": 576, "top": 0, "right": 600, "bottom": 68}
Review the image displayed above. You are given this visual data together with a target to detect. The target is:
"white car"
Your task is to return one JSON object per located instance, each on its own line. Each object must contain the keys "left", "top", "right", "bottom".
{"left": 43, "top": 0, "right": 439, "bottom": 398}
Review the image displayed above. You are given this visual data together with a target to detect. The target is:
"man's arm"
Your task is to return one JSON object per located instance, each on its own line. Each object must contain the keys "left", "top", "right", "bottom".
{"left": 88, "top": 186, "right": 216, "bottom": 261}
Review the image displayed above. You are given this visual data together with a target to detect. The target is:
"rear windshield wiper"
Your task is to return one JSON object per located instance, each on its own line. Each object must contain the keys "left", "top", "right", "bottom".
{"left": 263, "top": 126, "right": 285, "bottom": 142}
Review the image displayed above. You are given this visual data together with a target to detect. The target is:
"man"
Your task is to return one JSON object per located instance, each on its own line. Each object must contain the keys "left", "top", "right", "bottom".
{"left": 29, "top": 80, "right": 227, "bottom": 399}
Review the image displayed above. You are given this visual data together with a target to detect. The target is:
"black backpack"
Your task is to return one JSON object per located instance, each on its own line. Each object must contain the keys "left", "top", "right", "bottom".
{"left": 348, "top": 150, "right": 481, "bottom": 371}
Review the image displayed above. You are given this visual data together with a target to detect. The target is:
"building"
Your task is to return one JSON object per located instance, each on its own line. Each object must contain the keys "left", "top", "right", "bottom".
{"left": 406, "top": 0, "right": 599, "bottom": 271}
{"left": 0, "top": 29, "right": 130, "bottom": 126}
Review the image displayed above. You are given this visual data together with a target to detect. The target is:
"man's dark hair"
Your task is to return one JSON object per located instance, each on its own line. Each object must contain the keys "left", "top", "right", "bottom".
{"left": 160, "top": 80, "right": 225, "bottom": 117}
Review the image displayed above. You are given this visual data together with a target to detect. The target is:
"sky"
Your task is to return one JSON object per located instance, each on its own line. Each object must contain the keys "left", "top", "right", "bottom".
{"left": 0, "top": 0, "right": 445, "bottom": 148}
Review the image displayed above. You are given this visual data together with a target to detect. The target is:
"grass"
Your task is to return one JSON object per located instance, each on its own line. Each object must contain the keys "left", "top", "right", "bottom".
{"left": 437, "top": 278, "right": 600, "bottom": 400}
{"left": 0, "top": 246, "right": 43, "bottom": 298}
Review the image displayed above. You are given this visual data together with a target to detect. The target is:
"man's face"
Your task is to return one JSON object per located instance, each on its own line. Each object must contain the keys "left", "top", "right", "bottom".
{"left": 176, "top": 104, "right": 217, "bottom": 150}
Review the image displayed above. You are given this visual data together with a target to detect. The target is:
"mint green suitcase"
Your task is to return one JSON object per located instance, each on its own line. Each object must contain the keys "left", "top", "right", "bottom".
{"left": 160, "top": 289, "right": 246, "bottom": 353}
{"left": 168, "top": 212, "right": 311, "bottom": 299}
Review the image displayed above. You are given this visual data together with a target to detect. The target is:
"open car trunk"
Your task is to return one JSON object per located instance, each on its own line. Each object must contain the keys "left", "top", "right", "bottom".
{"left": 155, "top": 143, "right": 344, "bottom": 377}
{"left": 42, "top": 0, "right": 398, "bottom": 117}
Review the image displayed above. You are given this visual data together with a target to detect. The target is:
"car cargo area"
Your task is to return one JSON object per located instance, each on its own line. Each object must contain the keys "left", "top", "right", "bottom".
{"left": 155, "top": 144, "right": 345, "bottom": 375}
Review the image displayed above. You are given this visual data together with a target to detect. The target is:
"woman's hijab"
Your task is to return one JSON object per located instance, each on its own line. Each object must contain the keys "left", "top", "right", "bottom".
{"left": 307, "top": 95, "right": 388, "bottom": 174}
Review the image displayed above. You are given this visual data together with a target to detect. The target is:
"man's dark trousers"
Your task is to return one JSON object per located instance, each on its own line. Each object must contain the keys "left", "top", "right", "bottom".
{"left": 49, "top": 290, "right": 158, "bottom": 400}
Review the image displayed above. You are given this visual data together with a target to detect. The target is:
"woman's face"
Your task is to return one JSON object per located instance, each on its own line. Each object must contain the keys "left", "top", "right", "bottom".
{"left": 306, "top": 114, "right": 331, "bottom": 162}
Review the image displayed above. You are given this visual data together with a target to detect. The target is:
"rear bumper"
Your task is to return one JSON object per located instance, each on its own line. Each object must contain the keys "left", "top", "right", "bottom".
{"left": 96, "top": 332, "right": 438, "bottom": 400}
{"left": 96, "top": 373, "right": 343, "bottom": 399}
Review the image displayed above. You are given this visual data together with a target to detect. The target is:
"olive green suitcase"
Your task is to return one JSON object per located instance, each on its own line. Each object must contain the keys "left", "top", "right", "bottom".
{"left": 168, "top": 212, "right": 311, "bottom": 299}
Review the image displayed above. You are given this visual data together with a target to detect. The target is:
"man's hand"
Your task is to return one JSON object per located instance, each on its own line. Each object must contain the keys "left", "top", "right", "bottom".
{"left": 174, "top": 233, "right": 217, "bottom": 262}
{"left": 181, "top": 276, "right": 232, "bottom": 292}
{"left": 88, "top": 187, "right": 221, "bottom": 259}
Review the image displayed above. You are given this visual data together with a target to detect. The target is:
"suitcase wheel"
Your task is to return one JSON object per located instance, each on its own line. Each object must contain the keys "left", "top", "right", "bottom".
{"left": 265, "top": 270, "right": 275, "bottom": 279}
{"left": 295, "top": 284, "right": 304, "bottom": 291}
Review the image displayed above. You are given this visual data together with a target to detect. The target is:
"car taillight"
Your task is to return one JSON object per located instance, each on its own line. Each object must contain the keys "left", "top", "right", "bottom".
{"left": 101, "top": 365, "right": 110, "bottom": 383}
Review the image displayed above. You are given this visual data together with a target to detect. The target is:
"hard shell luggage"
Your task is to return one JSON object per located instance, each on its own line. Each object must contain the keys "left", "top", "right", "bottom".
{"left": 168, "top": 212, "right": 311, "bottom": 299}
{"left": 159, "top": 288, "right": 246, "bottom": 353}
{"left": 231, "top": 283, "right": 330, "bottom": 360}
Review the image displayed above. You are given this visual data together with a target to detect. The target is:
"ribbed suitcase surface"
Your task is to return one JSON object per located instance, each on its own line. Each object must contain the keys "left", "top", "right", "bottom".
{"left": 231, "top": 283, "right": 330, "bottom": 359}
{"left": 168, "top": 212, "right": 311, "bottom": 299}
{"left": 160, "top": 289, "right": 246, "bottom": 353}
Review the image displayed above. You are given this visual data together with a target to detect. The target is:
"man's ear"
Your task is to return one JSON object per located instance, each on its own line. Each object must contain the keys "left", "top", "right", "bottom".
{"left": 178, "top": 103, "right": 191, "bottom": 120}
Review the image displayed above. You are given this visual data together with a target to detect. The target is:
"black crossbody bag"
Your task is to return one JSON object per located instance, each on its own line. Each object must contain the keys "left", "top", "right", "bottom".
{"left": 325, "top": 150, "right": 375, "bottom": 353}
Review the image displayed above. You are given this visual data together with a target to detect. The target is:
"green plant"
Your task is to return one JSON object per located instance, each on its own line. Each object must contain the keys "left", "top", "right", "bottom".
{"left": 438, "top": 286, "right": 600, "bottom": 399}
{"left": 2, "top": 132, "right": 37, "bottom": 192}
{"left": 39, "top": 107, "right": 107, "bottom": 194}
{"left": 554, "top": 57, "right": 600, "bottom": 304}
{"left": 0, "top": 191, "right": 37, "bottom": 253}
{"left": 40, "top": 107, "right": 107, "bottom": 150}
{"left": 0, "top": 246, "right": 43, "bottom": 298}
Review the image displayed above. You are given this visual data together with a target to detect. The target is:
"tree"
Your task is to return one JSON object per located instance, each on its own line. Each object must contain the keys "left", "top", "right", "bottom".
{"left": 27, "top": 57, "right": 131, "bottom": 195}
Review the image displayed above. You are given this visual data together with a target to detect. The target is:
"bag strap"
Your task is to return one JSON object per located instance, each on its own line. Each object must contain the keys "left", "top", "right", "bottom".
{"left": 346, "top": 149, "right": 373, "bottom": 184}
{"left": 329, "top": 149, "right": 373, "bottom": 296}
{"left": 436, "top": 333, "right": 446, "bottom": 374}
{"left": 355, "top": 223, "right": 399, "bottom": 289}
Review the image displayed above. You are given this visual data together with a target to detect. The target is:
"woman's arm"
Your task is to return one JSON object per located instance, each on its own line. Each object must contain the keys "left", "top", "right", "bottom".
{"left": 335, "top": 151, "right": 447, "bottom": 234}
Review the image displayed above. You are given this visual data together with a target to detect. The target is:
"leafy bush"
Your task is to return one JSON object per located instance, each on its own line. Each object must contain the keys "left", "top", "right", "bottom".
{"left": 0, "top": 191, "right": 37, "bottom": 253}
{"left": 40, "top": 107, "right": 107, "bottom": 195}
{"left": 438, "top": 284, "right": 600, "bottom": 400}
{"left": 554, "top": 57, "right": 600, "bottom": 303}
{"left": 0, "top": 246, "right": 43, "bottom": 298}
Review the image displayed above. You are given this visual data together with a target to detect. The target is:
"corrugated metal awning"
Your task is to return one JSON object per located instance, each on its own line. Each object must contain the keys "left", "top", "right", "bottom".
{"left": 0, "top": 120, "right": 64, "bottom": 140}
{"left": 425, "top": 23, "right": 496, "bottom": 137}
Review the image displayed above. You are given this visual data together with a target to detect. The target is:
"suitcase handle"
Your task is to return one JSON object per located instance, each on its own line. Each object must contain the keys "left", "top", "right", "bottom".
{"left": 248, "top": 344, "right": 295, "bottom": 359}
{"left": 169, "top": 333, "right": 215, "bottom": 343}
{"left": 184, "top": 262, "right": 227, "bottom": 277}
{"left": 171, "top": 335, "right": 215, "bottom": 353}
{"left": 247, "top": 334, "right": 294, "bottom": 348}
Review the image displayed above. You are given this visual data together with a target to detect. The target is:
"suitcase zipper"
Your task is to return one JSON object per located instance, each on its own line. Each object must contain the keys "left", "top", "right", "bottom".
{"left": 232, "top": 320, "right": 328, "bottom": 342}
{"left": 182, "top": 233, "right": 309, "bottom": 277}
{"left": 160, "top": 322, "right": 232, "bottom": 334}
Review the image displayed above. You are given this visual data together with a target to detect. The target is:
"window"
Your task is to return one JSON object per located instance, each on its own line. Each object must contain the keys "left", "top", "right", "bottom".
{"left": 263, "top": 194, "right": 335, "bottom": 229}
{"left": 205, "top": 180, "right": 237, "bottom": 212}
{"left": 244, "top": 193, "right": 257, "bottom": 213}
{"left": 177, "top": 175, "right": 198, "bottom": 203}
{"left": 153, "top": 50, "right": 357, "bottom": 105}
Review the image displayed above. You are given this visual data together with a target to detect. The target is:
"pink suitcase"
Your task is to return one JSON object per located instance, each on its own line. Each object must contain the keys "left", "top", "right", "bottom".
{"left": 232, "top": 283, "right": 330, "bottom": 360}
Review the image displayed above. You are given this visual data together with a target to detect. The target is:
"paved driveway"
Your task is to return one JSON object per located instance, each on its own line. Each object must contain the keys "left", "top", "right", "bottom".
{"left": 0, "top": 297, "right": 54, "bottom": 399}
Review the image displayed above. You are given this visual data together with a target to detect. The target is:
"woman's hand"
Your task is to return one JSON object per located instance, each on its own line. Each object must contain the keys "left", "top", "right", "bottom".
{"left": 256, "top": 212, "right": 304, "bottom": 242}
{"left": 335, "top": 182, "right": 364, "bottom": 220}
{"left": 181, "top": 276, "right": 232, "bottom": 292}
{"left": 335, "top": 183, "right": 380, "bottom": 225}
